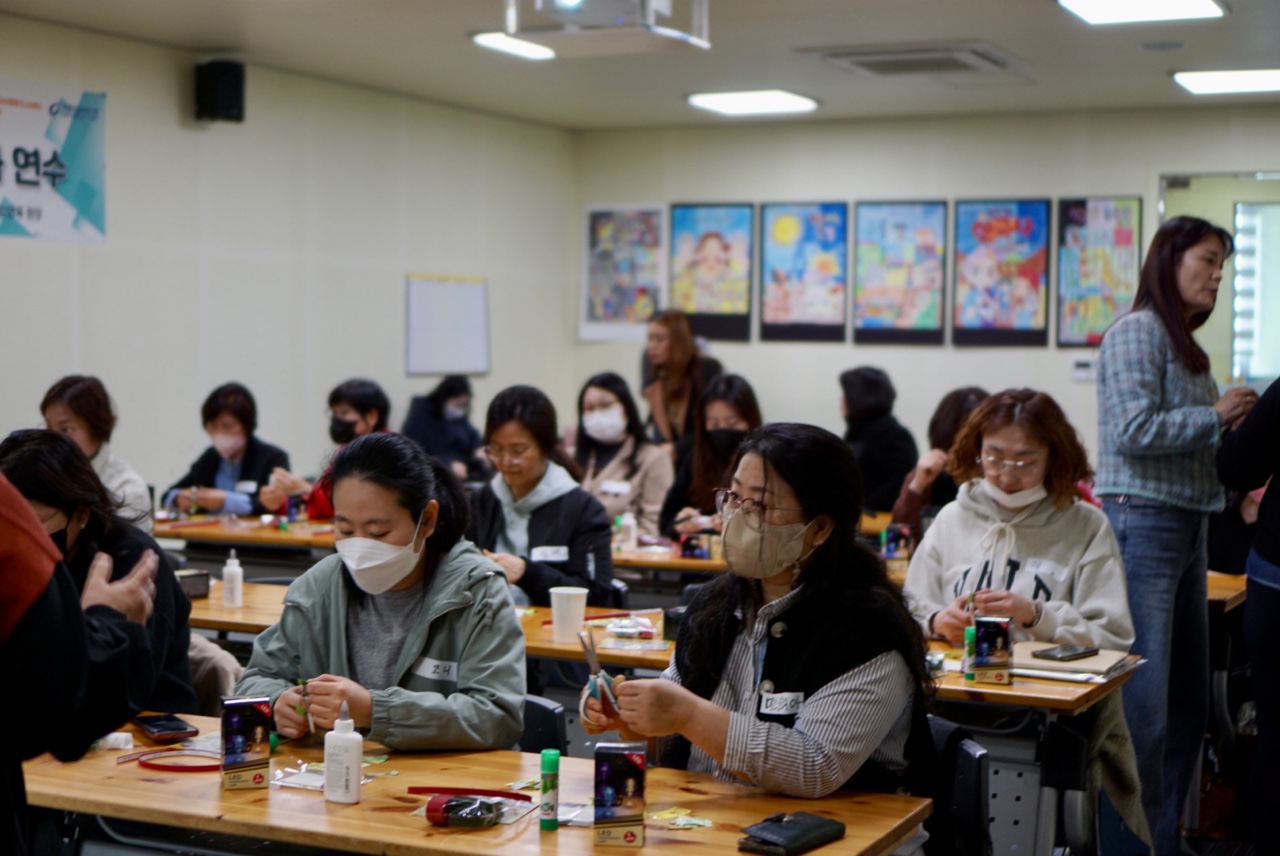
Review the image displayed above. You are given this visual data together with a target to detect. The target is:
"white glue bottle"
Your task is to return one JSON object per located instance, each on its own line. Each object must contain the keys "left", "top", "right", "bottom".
{"left": 222, "top": 549, "right": 243, "bottom": 608}
{"left": 325, "top": 700, "right": 362, "bottom": 804}
{"left": 619, "top": 511, "right": 638, "bottom": 553}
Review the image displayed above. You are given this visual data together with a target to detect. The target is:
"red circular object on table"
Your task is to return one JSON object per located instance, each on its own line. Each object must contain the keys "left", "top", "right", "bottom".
{"left": 136, "top": 749, "right": 222, "bottom": 772}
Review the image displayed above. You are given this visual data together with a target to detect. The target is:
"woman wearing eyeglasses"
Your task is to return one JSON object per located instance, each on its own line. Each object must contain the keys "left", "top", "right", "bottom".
{"left": 466, "top": 385, "right": 615, "bottom": 608}
{"left": 903, "top": 388, "right": 1134, "bottom": 652}
{"left": 581, "top": 423, "right": 937, "bottom": 825}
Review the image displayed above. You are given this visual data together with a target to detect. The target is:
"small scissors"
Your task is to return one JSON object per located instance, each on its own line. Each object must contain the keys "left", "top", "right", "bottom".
{"left": 579, "top": 630, "right": 621, "bottom": 718}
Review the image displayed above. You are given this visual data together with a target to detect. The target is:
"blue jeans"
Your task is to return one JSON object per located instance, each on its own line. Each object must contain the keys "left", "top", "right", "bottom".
{"left": 1103, "top": 497, "right": 1209, "bottom": 856}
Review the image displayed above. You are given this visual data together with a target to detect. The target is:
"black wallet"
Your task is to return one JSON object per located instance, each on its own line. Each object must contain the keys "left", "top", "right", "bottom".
{"left": 738, "top": 811, "right": 847, "bottom": 856}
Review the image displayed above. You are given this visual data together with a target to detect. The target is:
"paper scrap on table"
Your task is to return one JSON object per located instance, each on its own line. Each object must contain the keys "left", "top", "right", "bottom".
{"left": 558, "top": 802, "right": 592, "bottom": 826}
{"left": 101, "top": 733, "right": 134, "bottom": 750}
{"left": 505, "top": 777, "right": 540, "bottom": 791}
{"left": 670, "top": 816, "right": 712, "bottom": 828}
{"left": 649, "top": 807, "right": 691, "bottom": 820}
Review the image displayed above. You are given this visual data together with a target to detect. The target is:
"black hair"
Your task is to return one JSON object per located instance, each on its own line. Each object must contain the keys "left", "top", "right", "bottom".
{"left": 574, "top": 372, "right": 648, "bottom": 479}
{"left": 328, "top": 378, "right": 391, "bottom": 431}
{"left": 327, "top": 433, "right": 463, "bottom": 578}
{"left": 1130, "top": 215, "right": 1234, "bottom": 375}
{"left": 41, "top": 375, "right": 117, "bottom": 445}
{"left": 483, "top": 385, "right": 581, "bottom": 479}
{"left": 688, "top": 374, "right": 763, "bottom": 512}
{"left": 202, "top": 382, "right": 257, "bottom": 435}
{"left": 840, "top": 366, "right": 897, "bottom": 428}
{"left": 0, "top": 429, "right": 133, "bottom": 545}
{"left": 425, "top": 376, "right": 472, "bottom": 417}
{"left": 927, "top": 386, "right": 989, "bottom": 451}
{"left": 681, "top": 423, "right": 933, "bottom": 709}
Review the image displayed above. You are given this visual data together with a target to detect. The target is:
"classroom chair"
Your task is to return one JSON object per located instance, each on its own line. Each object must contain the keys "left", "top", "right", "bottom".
{"left": 927, "top": 713, "right": 993, "bottom": 856}
{"left": 520, "top": 694, "right": 568, "bottom": 755}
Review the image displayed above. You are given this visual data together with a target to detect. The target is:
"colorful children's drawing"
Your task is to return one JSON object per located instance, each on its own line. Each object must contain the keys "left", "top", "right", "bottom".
{"left": 854, "top": 202, "right": 946, "bottom": 341}
{"left": 760, "top": 203, "right": 847, "bottom": 339}
{"left": 954, "top": 200, "right": 1051, "bottom": 343}
{"left": 669, "top": 204, "right": 752, "bottom": 317}
{"left": 1057, "top": 197, "right": 1141, "bottom": 346}
{"left": 582, "top": 207, "right": 663, "bottom": 340}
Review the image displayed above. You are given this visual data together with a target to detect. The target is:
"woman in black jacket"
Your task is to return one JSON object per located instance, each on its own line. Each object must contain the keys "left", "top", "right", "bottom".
{"left": 466, "top": 385, "right": 614, "bottom": 608}
{"left": 165, "top": 382, "right": 289, "bottom": 516}
{"left": 839, "top": 366, "right": 919, "bottom": 513}
{"left": 402, "top": 375, "right": 485, "bottom": 480}
{"left": 0, "top": 429, "right": 198, "bottom": 738}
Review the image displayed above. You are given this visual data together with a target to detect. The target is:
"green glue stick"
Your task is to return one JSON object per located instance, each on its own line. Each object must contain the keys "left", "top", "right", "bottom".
{"left": 540, "top": 748, "right": 560, "bottom": 831}
{"left": 964, "top": 625, "right": 976, "bottom": 682}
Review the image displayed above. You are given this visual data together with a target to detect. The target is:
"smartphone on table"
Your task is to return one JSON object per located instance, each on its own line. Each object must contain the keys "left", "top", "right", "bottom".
{"left": 134, "top": 713, "right": 199, "bottom": 743}
{"left": 1031, "top": 643, "right": 1099, "bottom": 662}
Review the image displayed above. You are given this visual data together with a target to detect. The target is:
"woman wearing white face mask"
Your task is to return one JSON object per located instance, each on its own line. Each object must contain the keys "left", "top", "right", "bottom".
{"left": 165, "top": 382, "right": 289, "bottom": 517}
{"left": 574, "top": 373, "right": 673, "bottom": 537}
{"left": 904, "top": 388, "right": 1134, "bottom": 652}
{"left": 581, "top": 423, "right": 938, "bottom": 828}
{"left": 235, "top": 433, "right": 525, "bottom": 751}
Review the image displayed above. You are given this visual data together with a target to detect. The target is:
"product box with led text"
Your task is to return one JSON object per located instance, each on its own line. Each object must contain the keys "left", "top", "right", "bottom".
{"left": 973, "top": 616, "right": 1012, "bottom": 685}
{"left": 594, "top": 742, "right": 645, "bottom": 846}
{"left": 222, "top": 696, "right": 272, "bottom": 789}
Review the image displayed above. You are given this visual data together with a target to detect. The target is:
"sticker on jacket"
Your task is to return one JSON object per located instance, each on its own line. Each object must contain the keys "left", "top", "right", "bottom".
{"left": 235, "top": 480, "right": 258, "bottom": 494}
{"left": 531, "top": 545, "right": 570, "bottom": 562}
{"left": 759, "top": 691, "right": 804, "bottom": 716}
{"left": 412, "top": 657, "right": 458, "bottom": 682}
{"left": 600, "top": 480, "right": 631, "bottom": 496}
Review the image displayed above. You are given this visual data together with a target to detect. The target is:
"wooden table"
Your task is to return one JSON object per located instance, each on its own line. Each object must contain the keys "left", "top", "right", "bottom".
{"left": 25, "top": 717, "right": 930, "bottom": 856}
{"left": 155, "top": 517, "right": 337, "bottom": 550}
{"left": 612, "top": 550, "right": 725, "bottom": 573}
{"left": 522, "top": 607, "right": 673, "bottom": 671}
{"left": 189, "top": 581, "right": 289, "bottom": 634}
{"left": 1206, "top": 570, "right": 1247, "bottom": 614}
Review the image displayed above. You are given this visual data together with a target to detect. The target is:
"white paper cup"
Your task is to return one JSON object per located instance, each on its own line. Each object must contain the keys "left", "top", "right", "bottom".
{"left": 549, "top": 586, "right": 589, "bottom": 644}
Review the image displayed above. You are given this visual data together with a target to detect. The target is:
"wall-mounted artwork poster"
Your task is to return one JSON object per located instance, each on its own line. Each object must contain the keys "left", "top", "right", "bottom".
{"left": 853, "top": 201, "right": 947, "bottom": 344}
{"left": 953, "top": 199, "right": 1051, "bottom": 346}
{"left": 670, "top": 203, "right": 753, "bottom": 341}
{"left": 1057, "top": 197, "right": 1142, "bottom": 347}
{"left": 760, "top": 202, "right": 848, "bottom": 342}
{"left": 581, "top": 206, "right": 665, "bottom": 341}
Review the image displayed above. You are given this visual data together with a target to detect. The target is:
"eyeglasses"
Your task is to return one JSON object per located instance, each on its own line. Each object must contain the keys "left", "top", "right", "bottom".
{"left": 714, "top": 488, "right": 804, "bottom": 531}
{"left": 976, "top": 455, "right": 1043, "bottom": 474}
{"left": 484, "top": 445, "right": 531, "bottom": 465}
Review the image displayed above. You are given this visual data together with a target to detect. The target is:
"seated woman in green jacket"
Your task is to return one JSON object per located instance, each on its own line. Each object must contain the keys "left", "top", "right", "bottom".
{"left": 235, "top": 433, "right": 525, "bottom": 751}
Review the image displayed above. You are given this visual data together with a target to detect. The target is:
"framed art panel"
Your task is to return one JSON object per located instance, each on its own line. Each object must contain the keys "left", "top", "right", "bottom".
{"left": 852, "top": 201, "right": 947, "bottom": 345}
{"left": 953, "top": 199, "right": 1051, "bottom": 347}
{"left": 1056, "top": 197, "right": 1142, "bottom": 347}
{"left": 670, "top": 203, "right": 754, "bottom": 341}
{"left": 759, "top": 202, "right": 848, "bottom": 342}
{"left": 580, "top": 206, "right": 665, "bottom": 342}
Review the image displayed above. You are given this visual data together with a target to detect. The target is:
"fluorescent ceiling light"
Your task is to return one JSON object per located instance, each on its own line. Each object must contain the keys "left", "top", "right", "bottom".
{"left": 1174, "top": 69, "right": 1280, "bottom": 94}
{"left": 472, "top": 32, "right": 555, "bottom": 61}
{"left": 687, "top": 90, "right": 817, "bottom": 117}
{"left": 1057, "top": 0, "right": 1225, "bottom": 25}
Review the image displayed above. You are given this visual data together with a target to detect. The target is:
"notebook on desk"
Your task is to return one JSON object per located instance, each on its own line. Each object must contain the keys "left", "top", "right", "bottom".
{"left": 1012, "top": 641, "right": 1133, "bottom": 680}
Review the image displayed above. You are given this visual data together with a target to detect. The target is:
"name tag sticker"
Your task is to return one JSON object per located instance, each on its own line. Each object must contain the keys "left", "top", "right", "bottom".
{"left": 600, "top": 480, "right": 632, "bottom": 496}
{"left": 413, "top": 657, "right": 458, "bottom": 682}
{"left": 531, "top": 546, "right": 570, "bottom": 563}
{"left": 235, "top": 480, "right": 258, "bottom": 494}
{"left": 759, "top": 691, "right": 804, "bottom": 716}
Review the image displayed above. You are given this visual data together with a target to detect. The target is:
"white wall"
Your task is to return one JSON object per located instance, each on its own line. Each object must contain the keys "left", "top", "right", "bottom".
{"left": 0, "top": 15, "right": 578, "bottom": 489}
{"left": 570, "top": 108, "right": 1280, "bottom": 458}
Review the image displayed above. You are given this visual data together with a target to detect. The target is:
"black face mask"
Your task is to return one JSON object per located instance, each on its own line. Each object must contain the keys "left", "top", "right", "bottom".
{"left": 329, "top": 416, "right": 359, "bottom": 445}
{"left": 704, "top": 428, "right": 748, "bottom": 461}
{"left": 49, "top": 527, "right": 69, "bottom": 558}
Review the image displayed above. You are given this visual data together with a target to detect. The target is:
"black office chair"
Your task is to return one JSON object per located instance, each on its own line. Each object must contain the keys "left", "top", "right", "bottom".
{"left": 926, "top": 713, "right": 992, "bottom": 856}
{"left": 520, "top": 694, "right": 568, "bottom": 754}
{"left": 609, "top": 577, "right": 630, "bottom": 610}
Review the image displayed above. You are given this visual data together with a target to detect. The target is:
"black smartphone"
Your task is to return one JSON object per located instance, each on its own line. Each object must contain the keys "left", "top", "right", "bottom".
{"left": 1031, "top": 643, "right": 1099, "bottom": 662}
{"left": 134, "top": 714, "right": 199, "bottom": 743}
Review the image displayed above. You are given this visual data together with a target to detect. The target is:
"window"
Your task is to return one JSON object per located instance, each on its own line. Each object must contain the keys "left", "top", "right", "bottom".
{"left": 1233, "top": 203, "right": 1280, "bottom": 379}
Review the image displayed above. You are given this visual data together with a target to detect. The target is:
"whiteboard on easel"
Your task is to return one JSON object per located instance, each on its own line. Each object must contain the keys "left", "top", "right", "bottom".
{"left": 405, "top": 274, "right": 490, "bottom": 375}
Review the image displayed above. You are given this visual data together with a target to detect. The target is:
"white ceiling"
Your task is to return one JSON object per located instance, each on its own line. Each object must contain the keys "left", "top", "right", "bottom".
{"left": 3, "top": 0, "right": 1279, "bottom": 130}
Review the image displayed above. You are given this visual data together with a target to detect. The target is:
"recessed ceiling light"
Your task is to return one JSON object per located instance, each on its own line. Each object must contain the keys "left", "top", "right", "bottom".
{"left": 1057, "top": 0, "right": 1226, "bottom": 25}
{"left": 687, "top": 90, "right": 818, "bottom": 117}
{"left": 472, "top": 32, "right": 556, "bottom": 61}
{"left": 1174, "top": 69, "right": 1280, "bottom": 94}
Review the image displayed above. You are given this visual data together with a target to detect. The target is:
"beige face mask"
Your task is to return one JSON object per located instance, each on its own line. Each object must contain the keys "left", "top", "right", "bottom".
{"left": 721, "top": 511, "right": 814, "bottom": 580}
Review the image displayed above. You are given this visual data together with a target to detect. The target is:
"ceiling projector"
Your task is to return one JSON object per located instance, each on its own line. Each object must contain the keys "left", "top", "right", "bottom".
{"left": 534, "top": 0, "right": 673, "bottom": 28}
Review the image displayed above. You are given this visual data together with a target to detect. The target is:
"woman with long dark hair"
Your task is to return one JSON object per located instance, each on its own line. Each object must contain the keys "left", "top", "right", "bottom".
{"left": 642, "top": 309, "right": 712, "bottom": 454}
{"left": 0, "top": 429, "right": 197, "bottom": 734}
{"left": 658, "top": 373, "right": 762, "bottom": 538}
{"left": 575, "top": 372, "right": 673, "bottom": 537}
{"left": 236, "top": 432, "right": 525, "bottom": 750}
{"left": 584, "top": 423, "right": 936, "bottom": 819}
{"left": 1096, "top": 216, "right": 1257, "bottom": 855}
{"left": 466, "top": 385, "right": 614, "bottom": 607}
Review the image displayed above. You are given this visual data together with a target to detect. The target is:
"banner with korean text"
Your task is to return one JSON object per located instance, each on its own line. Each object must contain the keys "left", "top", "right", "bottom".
{"left": 0, "top": 79, "right": 106, "bottom": 242}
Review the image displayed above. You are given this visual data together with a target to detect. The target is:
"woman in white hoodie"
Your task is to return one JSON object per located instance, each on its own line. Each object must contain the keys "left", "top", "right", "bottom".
{"left": 904, "top": 387, "right": 1134, "bottom": 652}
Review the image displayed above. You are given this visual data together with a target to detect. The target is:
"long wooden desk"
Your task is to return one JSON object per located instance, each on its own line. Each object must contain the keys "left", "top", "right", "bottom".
{"left": 1206, "top": 569, "right": 1247, "bottom": 614}
{"left": 155, "top": 516, "right": 337, "bottom": 550}
{"left": 25, "top": 717, "right": 930, "bottom": 856}
{"left": 522, "top": 607, "right": 672, "bottom": 671}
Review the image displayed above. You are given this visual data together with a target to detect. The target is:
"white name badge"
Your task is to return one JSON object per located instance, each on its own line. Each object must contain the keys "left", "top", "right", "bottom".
{"left": 413, "top": 657, "right": 458, "bottom": 682}
{"left": 600, "top": 480, "right": 632, "bottom": 496}
{"left": 759, "top": 691, "right": 805, "bottom": 716}
{"left": 531, "top": 545, "right": 570, "bottom": 562}
{"left": 235, "top": 480, "right": 258, "bottom": 494}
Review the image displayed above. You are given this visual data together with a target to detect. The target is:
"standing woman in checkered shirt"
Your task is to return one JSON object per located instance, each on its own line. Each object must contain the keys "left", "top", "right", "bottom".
{"left": 1095, "top": 216, "right": 1258, "bottom": 856}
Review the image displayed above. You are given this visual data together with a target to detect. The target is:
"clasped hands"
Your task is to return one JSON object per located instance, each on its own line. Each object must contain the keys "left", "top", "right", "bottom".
{"left": 273, "top": 675, "right": 373, "bottom": 738}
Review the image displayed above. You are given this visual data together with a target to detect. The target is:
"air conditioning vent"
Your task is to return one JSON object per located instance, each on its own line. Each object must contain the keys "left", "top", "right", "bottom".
{"left": 813, "top": 42, "right": 1022, "bottom": 78}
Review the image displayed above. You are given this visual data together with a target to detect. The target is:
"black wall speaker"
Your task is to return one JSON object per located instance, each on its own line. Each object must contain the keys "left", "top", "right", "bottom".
{"left": 195, "top": 60, "right": 244, "bottom": 122}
